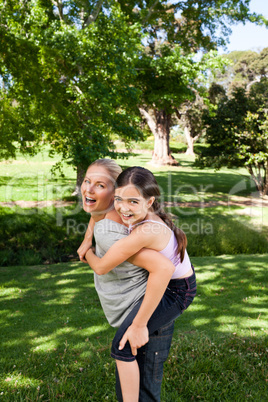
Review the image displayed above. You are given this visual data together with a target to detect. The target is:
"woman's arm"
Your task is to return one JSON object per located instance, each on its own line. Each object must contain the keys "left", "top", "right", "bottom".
{"left": 85, "top": 227, "right": 154, "bottom": 274}
{"left": 119, "top": 249, "right": 175, "bottom": 355}
{"left": 77, "top": 218, "right": 95, "bottom": 263}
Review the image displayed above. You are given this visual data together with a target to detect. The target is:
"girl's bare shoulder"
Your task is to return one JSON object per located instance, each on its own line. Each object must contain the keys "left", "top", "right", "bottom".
{"left": 134, "top": 219, "right": 170, "bottom": 236}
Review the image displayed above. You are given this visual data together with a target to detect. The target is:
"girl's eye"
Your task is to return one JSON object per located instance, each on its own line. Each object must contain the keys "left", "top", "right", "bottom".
{"left": 130, "top": 200, "right": 138, "bottom": 205}
{"left": 97, "top": 184, "right": 105, "bottom": 188}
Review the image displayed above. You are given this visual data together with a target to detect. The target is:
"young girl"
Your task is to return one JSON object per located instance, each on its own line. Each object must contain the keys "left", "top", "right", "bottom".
{"left": 85, "top": 166, "right": 196, "bottom": 402}
{"left": 78, "top": 159, "right": 179, "bottom": 401}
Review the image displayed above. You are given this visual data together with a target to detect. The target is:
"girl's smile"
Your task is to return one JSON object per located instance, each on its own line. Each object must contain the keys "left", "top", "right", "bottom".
{"left": 114, "top": 185, "right": 154, "bottom": 226}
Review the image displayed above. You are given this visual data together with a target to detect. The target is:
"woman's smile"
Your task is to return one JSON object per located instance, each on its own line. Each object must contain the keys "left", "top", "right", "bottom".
{"left": 81, "top": 165, "right": 115, "bottom": 218}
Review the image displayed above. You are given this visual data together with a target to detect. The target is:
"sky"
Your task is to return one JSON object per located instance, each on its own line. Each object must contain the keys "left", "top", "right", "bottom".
{"left": 222, "top": 0, "right": 268, "bottom": 53}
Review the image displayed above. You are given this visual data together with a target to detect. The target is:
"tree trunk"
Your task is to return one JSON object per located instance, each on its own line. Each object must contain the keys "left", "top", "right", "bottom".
{"left": 184, "top": 126, "right": 195, "bottom": 155}
{"left": 139, "top": 108, "right": 178, "bottom": 166}
{"left": 184, "top": 125, "right": 202, "bottom": 156}
{"left": 72, "top": 165, "right": 86, "bottom": 196}
{"left": 247, "top": 163, "right": 268, "bottom": 196}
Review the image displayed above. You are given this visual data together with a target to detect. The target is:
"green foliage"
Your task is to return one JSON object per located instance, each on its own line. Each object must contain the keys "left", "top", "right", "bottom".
{"left": 197, "top": 83, "right": 268, "bottom": 194}
{"left": 0, "top": 1, "right": 142, "bottom": 170}
{"left": 175, "top": 207, "right": 268, "bottom": 257}
{"left": 1, "top": 0, "right": 266, "bottom": 170}
{"left": 0, "top": 206, "right": 88, "bottom": 266}
{"left": 222, "top": 48, "right": 268, "bottom": 90}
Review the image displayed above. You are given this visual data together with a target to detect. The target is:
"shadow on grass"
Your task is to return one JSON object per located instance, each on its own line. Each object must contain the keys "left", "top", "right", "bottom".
{"left": 0, "top": 255, "right": 267, "bottom": 400}
{"left": 175, "top": 254, "right": 267, "bottom": 336}
{"left": 0, "top": 263, "right": 116, "bottom": 399}
{"left": 154, "top": 170, "right": 254, "bottom": 197}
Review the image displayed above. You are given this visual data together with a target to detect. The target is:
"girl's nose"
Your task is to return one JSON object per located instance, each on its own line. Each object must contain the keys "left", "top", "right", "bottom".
{"left": 120, "top": 202, "right": 129, "bottom": 211}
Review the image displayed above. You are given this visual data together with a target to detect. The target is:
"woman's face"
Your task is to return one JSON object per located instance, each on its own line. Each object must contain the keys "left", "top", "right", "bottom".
{"left": 81, "top": 165, "right": 115, "bottom": 218}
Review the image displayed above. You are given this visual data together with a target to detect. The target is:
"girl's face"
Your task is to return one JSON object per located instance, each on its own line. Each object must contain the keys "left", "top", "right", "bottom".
{"left": 81, "top": 165, "right": 115, "bottom": 219}
{"left": 114, "top": 184, "right": 154, "bottom": 226}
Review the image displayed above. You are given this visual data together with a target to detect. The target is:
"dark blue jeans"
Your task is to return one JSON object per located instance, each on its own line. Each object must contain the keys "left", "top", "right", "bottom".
{"left": 111, "top": 268, "right": 197, "bottom": 362}
{"left": 113, "top": 268, "right": 197, "bottom": 401}
{"left": 115, "top": 320, "right": 175, "bottom": 402}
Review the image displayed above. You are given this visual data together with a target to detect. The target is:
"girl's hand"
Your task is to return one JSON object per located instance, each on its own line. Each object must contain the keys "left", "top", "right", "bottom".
{"left": 77, "top": 238, "right": 92, "bottom": 263}
{"left": 119, "top": 323, "right": 149, "bottom": 356}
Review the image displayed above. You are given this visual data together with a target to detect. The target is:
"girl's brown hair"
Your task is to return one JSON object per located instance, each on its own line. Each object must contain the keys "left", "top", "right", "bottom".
{"left": 116, "top": 166, "right": 187, "bottom": 262}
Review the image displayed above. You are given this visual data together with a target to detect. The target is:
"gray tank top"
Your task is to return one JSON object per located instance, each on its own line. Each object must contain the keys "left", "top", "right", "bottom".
{"left": 93, "top": 219, "right": 148, "bottom": 327}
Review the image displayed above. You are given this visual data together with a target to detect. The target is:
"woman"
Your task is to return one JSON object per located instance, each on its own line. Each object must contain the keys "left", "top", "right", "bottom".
{"left": 78, "top": 159, "right": 196, "bottom": 401}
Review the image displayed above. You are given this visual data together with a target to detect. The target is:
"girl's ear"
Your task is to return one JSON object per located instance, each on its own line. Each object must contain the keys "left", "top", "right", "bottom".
{"left": 147, "top": 197, "right": 155, "bottom": 208}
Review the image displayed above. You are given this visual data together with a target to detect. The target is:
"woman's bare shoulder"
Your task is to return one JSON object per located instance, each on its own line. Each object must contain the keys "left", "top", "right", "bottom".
{"left": 105, "top": 209, "right": 123, "bottom": 224}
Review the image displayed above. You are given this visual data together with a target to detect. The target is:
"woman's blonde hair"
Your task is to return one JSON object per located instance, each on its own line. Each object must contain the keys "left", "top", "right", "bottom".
{"left": 89, "top": 159, "right": 122, "bottom": 186}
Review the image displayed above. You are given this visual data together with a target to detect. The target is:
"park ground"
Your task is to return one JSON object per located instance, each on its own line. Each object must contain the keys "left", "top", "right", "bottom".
{"left": 0, "top": 144, "right": 267, "bottom": 401}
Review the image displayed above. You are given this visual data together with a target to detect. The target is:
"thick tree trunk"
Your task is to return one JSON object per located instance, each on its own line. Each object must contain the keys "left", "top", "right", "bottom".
{"left": 139, "top": 107, "right": 178, "bottom": 166}
{"left": 72, "top": 165, "right": 86, "bottom": 196}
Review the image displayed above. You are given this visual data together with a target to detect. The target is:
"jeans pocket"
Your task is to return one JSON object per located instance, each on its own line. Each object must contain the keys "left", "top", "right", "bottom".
{"left": 153, "top": 348, "right": 170, "bottom": 383}
{"left": 143, "top": 346, "right": 171, "bottom": 383}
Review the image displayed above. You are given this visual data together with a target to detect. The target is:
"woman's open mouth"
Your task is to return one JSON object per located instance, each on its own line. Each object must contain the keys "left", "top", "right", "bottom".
{"left": 84, "top": 196, "right": 96, "bottom": 205}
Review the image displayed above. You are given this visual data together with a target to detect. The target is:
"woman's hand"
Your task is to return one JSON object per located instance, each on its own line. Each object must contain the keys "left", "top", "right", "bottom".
{"left": 119, "top": 323, "right": 149, "bottom": 356}
{"left": 77, "top": 238, "right": 92, "bottom": 263}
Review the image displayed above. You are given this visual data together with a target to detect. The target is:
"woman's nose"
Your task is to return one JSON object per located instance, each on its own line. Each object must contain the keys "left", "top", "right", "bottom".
{"left": 86, "top": 183, "right": 94, "bottom": 193}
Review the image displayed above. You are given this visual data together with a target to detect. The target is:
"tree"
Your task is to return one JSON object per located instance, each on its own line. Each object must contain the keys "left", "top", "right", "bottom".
{"left": 137, "top": 46, "right": 195, "bottom": 165}
{"left": 0, "top": 0, "right": 142, "bottom": 190}
{"left": 119, "top": 0, "right": 268, "bottom": 165}
{"left": 197, "top": 81, "right": 268, "bottom": 195}
{"left": 1, "top": 1, "right": 267, "bottom": 172}
{"left": 216, "top": 48, "right": 268, "bottom": 92}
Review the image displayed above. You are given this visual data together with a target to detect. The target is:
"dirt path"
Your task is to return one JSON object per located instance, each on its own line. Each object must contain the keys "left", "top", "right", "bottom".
{"left": 1, "top": 195, "right": 268, "bottom": 209}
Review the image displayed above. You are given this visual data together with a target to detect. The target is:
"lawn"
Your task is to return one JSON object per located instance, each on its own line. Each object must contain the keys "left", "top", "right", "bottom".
{"left": 1, "top": 146, "right": 267, "bottom": 266}
{"left": 0, "top": 254, "right": 267, "bottom": 401}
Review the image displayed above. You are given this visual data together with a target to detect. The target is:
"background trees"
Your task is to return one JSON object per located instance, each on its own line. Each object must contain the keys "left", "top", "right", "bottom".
{"left": 118, "top": 0, "right": 267, "bottom": 166}
{"left": 0, "top": 1, "right": 142, "bottom": 189}
{"left": 1, "top": 0, "right": 267, "bottom": 179}
{"left": 197, "top": 79, "right": 268, "bottom": 195}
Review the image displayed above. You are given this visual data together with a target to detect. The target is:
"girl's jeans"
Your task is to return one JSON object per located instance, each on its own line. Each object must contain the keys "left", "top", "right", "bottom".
{"left": 116, "top": 320, "right": 175, "bottom": 402}
{"left": 114, "top": 267, "right": 197, "bottom": 401}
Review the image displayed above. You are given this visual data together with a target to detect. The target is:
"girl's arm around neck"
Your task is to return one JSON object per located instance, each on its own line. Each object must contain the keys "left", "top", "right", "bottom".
{"left": 85, "top": 226, "right": 154, "bottom": 275}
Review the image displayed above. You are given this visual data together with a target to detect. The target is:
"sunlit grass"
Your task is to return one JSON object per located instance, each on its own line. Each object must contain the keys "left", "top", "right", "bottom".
{"left": 0, "top": 256, "right": 267, "bottom": 401}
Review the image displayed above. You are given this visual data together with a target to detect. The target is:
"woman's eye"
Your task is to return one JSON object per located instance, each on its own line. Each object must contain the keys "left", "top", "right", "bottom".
{"left": 98, "top": 184, "right": 104, "bottom": 188}
{"left": 130, "top": 200, "right": 138, "bottom": 205}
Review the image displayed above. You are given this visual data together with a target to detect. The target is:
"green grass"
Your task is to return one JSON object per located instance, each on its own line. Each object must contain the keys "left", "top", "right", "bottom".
{"left": 0, "top": 147, "right": 76, "bottom": 202}
{"left": 0, "top": 145, "right": 267, "bottom": 400}
{"left": 0, "top": 146, "right": 256, "bottom": 203}
{"left": 1, "top": 146, "right": 268, "bottom": 266}
{"left": 0, "top": 255, "right": 267, "bottom": 401}
{"left": 1, "top": 203, "right": 267, "bottom": 267}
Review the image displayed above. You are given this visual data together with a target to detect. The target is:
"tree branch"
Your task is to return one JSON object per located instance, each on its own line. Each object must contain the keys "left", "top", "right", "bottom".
{"left": 53, "top": 0, "right": 65, "bottom": 21}
{"left": 84, "top": 0, "right": 104, "bottom": 27}
{"left": 139, "top": 107, "right": 157, "bottom": 135}
{"left": 143, "top": 0, "right": 160, "bottom": 23}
